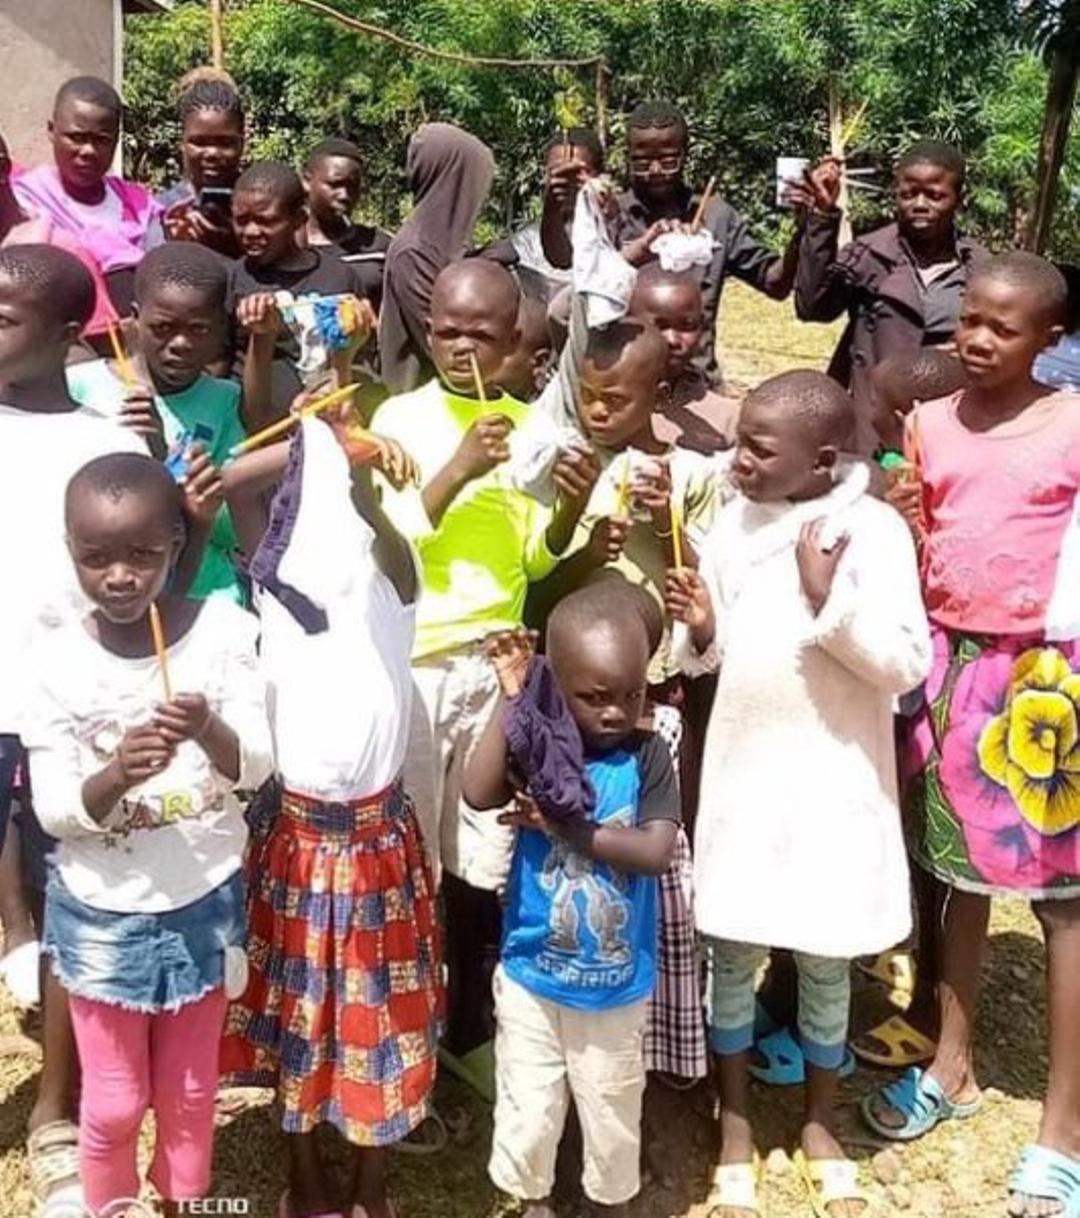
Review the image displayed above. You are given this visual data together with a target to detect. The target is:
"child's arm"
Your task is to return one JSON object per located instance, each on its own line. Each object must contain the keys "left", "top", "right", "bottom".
{"left": 347, "top": 455, "right": 417, "bottom": 606}
{"left": 221, "top": 440, "right": 290, "bottom": 560}
{"left": 171, "top": 446, "right": 223, "bottom": 597}
{"left": 153, "top": 695, "right": 241, "bottom": 783}
{"left": 544, "top": 446, "right": 602, "bottom": 556}
{"left": 421, "top": 413, "right": 513, "bottom": 527}
{"left": 237, "top": 294, "right": 281, "bottom": 434}
{"left": 665, "top": 567, "right": 717, "bottom": 657}
{"left": 461, "top": 629, "right": 536, "bottom": 810}
{"left": 80, "top": 727, "right": 175, "bottom": 827}
{"left": 798, "top": 513, "right": 932, "bottom": 695}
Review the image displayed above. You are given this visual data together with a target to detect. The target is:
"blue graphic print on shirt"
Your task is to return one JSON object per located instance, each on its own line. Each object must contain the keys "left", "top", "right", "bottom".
{"left": 501, "top": 747, "right": 659, "bottom": 1011}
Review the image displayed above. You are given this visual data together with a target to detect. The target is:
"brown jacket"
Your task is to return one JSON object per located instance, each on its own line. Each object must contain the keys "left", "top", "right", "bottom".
{"left": 796, "top": 210, "right": 986, "bottom": 453}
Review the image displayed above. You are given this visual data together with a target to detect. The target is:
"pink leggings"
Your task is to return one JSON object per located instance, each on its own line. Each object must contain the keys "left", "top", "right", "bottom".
{"left": 69, "top": 988, "right": 226, "bottom": 1213}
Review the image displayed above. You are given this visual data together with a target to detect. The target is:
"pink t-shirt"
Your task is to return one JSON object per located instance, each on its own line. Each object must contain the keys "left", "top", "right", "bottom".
{"left": 915, "top": 389, "right": 1080, "bottom": 634}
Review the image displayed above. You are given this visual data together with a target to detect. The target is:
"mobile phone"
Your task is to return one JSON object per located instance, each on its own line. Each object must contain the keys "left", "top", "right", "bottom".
{"left": 197, "top": 186, "right": 233, "bottom": 215}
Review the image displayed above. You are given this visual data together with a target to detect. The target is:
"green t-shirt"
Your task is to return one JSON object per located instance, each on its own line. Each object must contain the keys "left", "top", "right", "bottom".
{"left": 66, "top": 360, "right": 244, "bottom": 602}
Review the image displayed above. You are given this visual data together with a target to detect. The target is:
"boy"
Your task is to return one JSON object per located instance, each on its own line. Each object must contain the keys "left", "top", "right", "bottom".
{"left": 303, "top": 137, "right": 391, "bottom": 312}
{"left": 67, "top": 241, "right": 249, "bottom": 602}
{"left": 533, "top": 318, "right": 719, "bottom": 688}
{"left": 496, "top": 295, "right": 554, "bottom": 402}
{"left": 630, "top": 262, "right": 741, "bottom": 454}
{"left": 616, "top": 101, "right": 803, "bottom": 386}
{"left": 796, "top": 139, "right": 987, "bottom": 453}
{"left": 870, "top": 346, "right": 967, "bottom": 459}
{"left": 0, "top": 243, "right": 216, "bottom": 1216}
{"left": 373, "top": 258, "right": 593, "bottom": 1085}
{"left": 462, "top": 585, "right": 680, "bottom": 1218}
{"left": 14, "top": 76, "right": 162, "bottom": 320}
{"left": 227, "top": 160, "right": 368, "bottom": 415}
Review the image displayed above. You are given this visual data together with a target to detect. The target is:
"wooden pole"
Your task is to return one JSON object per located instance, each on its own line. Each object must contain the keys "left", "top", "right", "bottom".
{"left": 595, "top": 59, "right": 609, "bottom": 147}
{"left": 1028, "top": 14, "right": 1079, "bottom": 254}
{"left": 209, "top": 0, "right": 225, "bottom": 70}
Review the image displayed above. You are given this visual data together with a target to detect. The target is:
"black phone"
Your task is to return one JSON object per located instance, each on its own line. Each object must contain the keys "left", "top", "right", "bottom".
{"left": 197, "top": 186, "right": 233, "bottom": 215}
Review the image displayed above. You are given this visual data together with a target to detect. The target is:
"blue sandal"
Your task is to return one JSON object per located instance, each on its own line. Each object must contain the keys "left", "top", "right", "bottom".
{"left": 860, "top": 1066, "right": 981, "bottom": 1141}
{"left": 749, "top": 1026, "right": 856, "bottom": 1087}
{"left": 1009, "top": 1144, "right": 1080, "bottom": 1218}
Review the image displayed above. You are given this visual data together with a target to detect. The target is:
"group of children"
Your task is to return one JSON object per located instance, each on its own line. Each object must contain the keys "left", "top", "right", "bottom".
{"left": 0, "top": 65, "right": 1077, "bottom": 1218}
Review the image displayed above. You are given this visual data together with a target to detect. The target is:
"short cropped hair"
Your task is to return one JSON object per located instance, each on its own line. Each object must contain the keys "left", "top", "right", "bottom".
{"left": 628, "top": 101, "right": 687, "bottom": 136}
{"left": 748, "top": 369, "right": 855, "bottom": 448}
{"left": 234, "top": 161, "right": 306, "bottom": 212}
{"left": 134, "top": 242, "right": 228, "bottom": 308}
{"left": 548, "top": 576, "right": 653, "bottom": 658}
{"left": 874, "top": 348, "right": 966, "bottom": 406}
{"left": 0, "top": 244, "right": 96, "bottom": 328}
{"left": 66, "top": 451, "right": 182, "bottom": 525}
{"left": 306, "top": 137, "right": 364, "bottom": 171}
{"left": 970, "top": 251, "right": 1068, "bottom": 327}
{"left": 585, "top": 318, "right": 669, "bottom": 381}
{"left": 896, "top": 140, "right": 966, "bottom": 187}
{"left": 54, "top": 76, "right": 122, "bottom": 122}
{"left": 544, "top": 128, "right": 605, "bottom": 171}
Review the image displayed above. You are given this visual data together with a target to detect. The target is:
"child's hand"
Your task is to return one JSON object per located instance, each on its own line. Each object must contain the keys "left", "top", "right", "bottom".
{"left": 497, "top": 791, "right": 557, "bottom": 836}
{"left": 119, "top": 384, "right": 167, "bottom": 459}
{"left": 484, "top": 628, "right": 538, "bottom": 698}
{"left": 178, "top": 444, "right": 224, "bottom": 529}
{"left": 237, "top": 293, "right": 282, "bottom": 337}
{"left": 885, "top": 464, "right": 922, "bottom": 532}
{"left": 364, "top": 433, "right": 420, "bottom": 490}
{"left": 114, "top": 724, "right": 176, "bottom": 785}
{"left": 341, "top": 294, "right": 377, "bottom": 350}
{"left": 586, "top": 516, "right": 629, "bottom": 565}
{"left": 162, "top": 200, "right": 198, "bottom": 242}
{"left": 452, "top": 413, "right": 514, "bottom": 481}
{"left": 664, "top": 567, "right": 714, "bottom": 632}
{"left": 153, "top": 693, "right": 212, "bottom": 745}
{"left": 796, "top": 519, "right": 850, "bottom": 616}
{"left": 622, "top": 218, "right": 683, "bottom": 268}
{"left": 552, "top": 445, "right": 600, "bottom": 513}
{"left": 632, "top": 459, "right": 672, "bottom": 518}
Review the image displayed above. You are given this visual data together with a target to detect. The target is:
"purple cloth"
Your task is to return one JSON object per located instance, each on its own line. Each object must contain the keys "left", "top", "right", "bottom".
{"left": 503, "top": 656, "right": 595, "bottom": 823}
{"left": 248, "top": 427, "right": 329, "bottom": 634}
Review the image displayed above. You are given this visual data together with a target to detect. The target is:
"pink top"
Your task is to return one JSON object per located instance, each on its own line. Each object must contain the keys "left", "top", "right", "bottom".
{"left": 12, "top": 164, "right": 161, "bottom": 274}
{"left": 914, "top": 389, "right": 1080, "bottom": 634}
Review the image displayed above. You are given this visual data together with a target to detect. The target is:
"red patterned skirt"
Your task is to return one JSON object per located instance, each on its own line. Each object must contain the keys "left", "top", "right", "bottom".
{"left": 221, "top": 778, "right": 443, "bottom": 1146}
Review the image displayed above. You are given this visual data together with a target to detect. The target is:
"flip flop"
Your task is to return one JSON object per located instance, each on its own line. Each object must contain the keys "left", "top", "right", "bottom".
{"left": 748, "top": 1026, "right": 856, "bottom": 1087}
{"left": 706, "top": 1153, "right": 761, "bottom": 1216}
{"left": 855, "top": 949, "right": 914, "bottom": 1008}
{"left": 850, "top": 1013, "right": 936, "bottom": 1068}
{"left": 860, "top": 1065, "right": 981, "bottom": 1141}
{"left": 793, "top": 1149, "right": 866, "bottom": 1218}
{"left": 1008, "top": 1143, "right": 1080, "bottom": 1218}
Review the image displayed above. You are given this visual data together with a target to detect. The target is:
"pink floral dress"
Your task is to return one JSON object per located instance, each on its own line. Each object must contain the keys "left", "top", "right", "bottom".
{"left": 904, "top": 391, "right": 1080, "bottom": 899}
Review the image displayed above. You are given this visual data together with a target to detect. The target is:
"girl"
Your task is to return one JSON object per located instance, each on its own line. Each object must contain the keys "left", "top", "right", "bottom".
{"left": 220, "top": 408, "right": 442, "bottom": 1218}
{"left": 667, "top": 369, "right": 930, "bottom": 1218}
{"left": 23, "top": 451, "right": 271, "bottom": 1217}
{"left": 862, "top": 252, "right": 1080, "bottom": 1218}
{"left": 159, "top": 69, "right": 245, "bottom": 258}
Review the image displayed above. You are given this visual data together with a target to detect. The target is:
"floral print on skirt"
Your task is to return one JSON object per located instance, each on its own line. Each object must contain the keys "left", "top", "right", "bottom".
{"left": 904, "top": 626, "right": 1080, "bottom": 900}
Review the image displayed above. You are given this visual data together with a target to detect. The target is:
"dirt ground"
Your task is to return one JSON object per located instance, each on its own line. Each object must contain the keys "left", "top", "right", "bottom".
{"left": 0, "top": 289, "right": 1052, "bottom": 1217}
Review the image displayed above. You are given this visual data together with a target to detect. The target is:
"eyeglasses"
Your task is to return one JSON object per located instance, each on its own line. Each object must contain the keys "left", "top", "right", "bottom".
{"left": 629, "top": 155, "right": 683, "bottom": 176}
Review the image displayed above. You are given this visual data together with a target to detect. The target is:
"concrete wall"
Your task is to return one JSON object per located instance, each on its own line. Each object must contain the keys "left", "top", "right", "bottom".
{"left": 0, "top": 0, "right": 118, "bottom": 169}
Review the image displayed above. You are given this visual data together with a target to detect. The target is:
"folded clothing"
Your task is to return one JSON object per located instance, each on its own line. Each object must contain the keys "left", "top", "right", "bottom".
{"left": 503, "top": 656, "right": 595, "bottom": 823}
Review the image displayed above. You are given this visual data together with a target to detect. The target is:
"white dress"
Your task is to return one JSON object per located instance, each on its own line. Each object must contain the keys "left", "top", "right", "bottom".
{"left": 682, "top": 463, "right": 931, "bottom": 959}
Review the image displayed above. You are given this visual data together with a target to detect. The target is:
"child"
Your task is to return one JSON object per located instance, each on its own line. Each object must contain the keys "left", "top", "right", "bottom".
{"left": 227, "top": 160, "right": 367, "bottom": 415}
{"left": 860, "top": 253, "right": 1080, "bottom": 1218}
{"left": 462, "top": 582, "right": 680, "bottom": 1218}
{"left": 221, "top": 408, "right": 442, "bottom": 1218}
{"left": 14, "top": 76, "right": 162, "bottom": 320}
{"left": 68, "top": 241, "right": 248, "bottom": 602}
{"left": 496, "top": 294, "right": 554, "bottom": 402}
{"left": 159, "top": 70, "right": 245, "bottom": 258}
{"left": 630, "top": 262, "right": 741, "bottom": 454}
{"left": 870, "top": 346, "right": 967, "bottom": 462}
{"left": 373, "top": 257, "right": 591, "bottom": 1096}
{"left": 796, "top": 139, "right": 987, "bottom": 453}
{"left": 0, "top": 243, "right": 218, "bottom": 1215}
{"left": 23, "top": 451, "right": 271, "bottom": 1218}
{"left": 667, "top": 370, "right": 929, "bottom": 1218}
{"left": 534, "top": 318, "right": 718, "bottom": 689}
{"left": 303, "top": 138, "right": 391, "bottom": 312}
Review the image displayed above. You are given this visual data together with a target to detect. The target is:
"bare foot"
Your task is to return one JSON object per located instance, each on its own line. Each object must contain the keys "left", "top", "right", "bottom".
{"left": 801, "top": 1121, "right": 867, "bottom": 1218}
